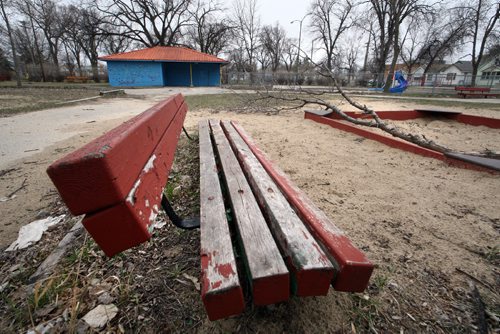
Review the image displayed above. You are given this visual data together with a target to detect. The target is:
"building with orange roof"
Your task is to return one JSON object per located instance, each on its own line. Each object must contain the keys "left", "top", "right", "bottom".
{"left": 99, "top": 46, "right": 228, "bottom": 87}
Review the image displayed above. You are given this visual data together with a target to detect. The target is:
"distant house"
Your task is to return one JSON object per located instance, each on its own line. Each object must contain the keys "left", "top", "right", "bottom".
{"left": 439, "top": 61, "right": 473, "bottom": 86}
{"left": 99, "top": 46, "right": 228, "bottom": 87}
{"left": 477, "top": 56, "right": 500, "bottom": 86}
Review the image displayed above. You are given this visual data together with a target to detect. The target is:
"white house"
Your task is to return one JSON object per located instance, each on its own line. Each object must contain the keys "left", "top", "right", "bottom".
{"left": 439, "top": 61, "right": 472, "bottom": 86}
{"left": 477, "top": 56, "right": 500, "bottom": 87}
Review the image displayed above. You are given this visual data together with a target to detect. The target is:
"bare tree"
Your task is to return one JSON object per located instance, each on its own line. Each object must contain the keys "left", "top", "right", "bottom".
{"left": 101, "top": 25, "right": 132, "bottom": 55}
{"left": 232, "top": 0, "right": 260, "bottom": 72}
{"left": 309, "top": 0, "right": 355, "bottom": 71}
{"left": 468, "top": 0, "right": 500, "bottom": 86}
{"left": 0, "top": 0, "right": 22, "bottom": 87}
{"left": 187, "top": 0, "right": 233, "bottom": 56}
{"left": 281, "top": 38, "right": 296, "bottom": 72}
{"left": 416, "top": 9, "right": 469, "bottom": 85}
{"left": 338, "top": 35, "right": 361, "bottom": 85}
{"left": 371, "top": 0, "right": 432, "bottom": 92}
{"left": 255, "top": 44, "right": 271, "bottom": 71}
{"left": 76, "top": 7, "right": 106, "bottom": 82}
{"left": 259, "top": 23, "right": 287, "bottom": 72}
{"left": 95, "top": 0, "right": 193, "bottom": 47}
{"left": 29, "top": 0, "right": 64, "bottom": 80}
{"left": 399, "top": 19, "right": 422, "bottom": 74}
{"left": 17, "top": 0, "right": 46, "bottom": 81}
{"left": 60, "top": 5, "right": 84, "bottom": 76}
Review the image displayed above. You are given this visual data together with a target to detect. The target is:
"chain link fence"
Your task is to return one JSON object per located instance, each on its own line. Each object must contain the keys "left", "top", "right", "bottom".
{"left": 223, "top": 70, "right": 500, "bottom": 92}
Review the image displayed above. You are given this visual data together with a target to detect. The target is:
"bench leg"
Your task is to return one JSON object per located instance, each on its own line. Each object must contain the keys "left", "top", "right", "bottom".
{"left": 161, "top": 195, "right": 200, "bottom": 229}
{"left": 182, "top": 126, "right": 195, "bottom": 141}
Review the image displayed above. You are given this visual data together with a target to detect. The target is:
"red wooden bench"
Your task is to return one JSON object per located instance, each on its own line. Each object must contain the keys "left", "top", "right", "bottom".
{"left": 455, "top": 86, "right": 499, "bottom": 98}
{"left": 46, "top": 95, "right": 373, "bottom": 321}
{"left": 199, "top": 120, "right": 373, "bottom": 320}
{"left": 47, "top": 93, "right": 196, "bottom": 257}
{"left": 65, "top": 76, "right": 89, "bottom": 83}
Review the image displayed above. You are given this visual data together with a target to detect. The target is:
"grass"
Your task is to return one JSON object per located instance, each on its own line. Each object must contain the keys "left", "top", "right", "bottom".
{"left": 0, "top": 81, "right": 109, "bottom": 89}
{"left": 0, "top": 80, "right": 125, "bottom": 116}
{"left": 184, "top": 92, "right": 306, "bottom": 112}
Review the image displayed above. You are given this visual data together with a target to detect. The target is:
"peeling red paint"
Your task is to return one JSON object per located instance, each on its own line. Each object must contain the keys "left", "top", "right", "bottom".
{"left": 215, "top": 262, "right": 236, "bottom": 278}
{"left": 211, "top": 280, "right": 223, "bottom": 289}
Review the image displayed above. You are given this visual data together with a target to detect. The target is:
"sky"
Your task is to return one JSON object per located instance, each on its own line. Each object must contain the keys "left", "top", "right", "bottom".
{"left": 222, "top": 0, "right": 321, "bottom": 60}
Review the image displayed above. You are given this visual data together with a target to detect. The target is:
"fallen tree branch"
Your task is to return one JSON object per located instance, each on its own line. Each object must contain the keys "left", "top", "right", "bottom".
{"left": 260, "top": 61, "right": 499, "bottom": 158}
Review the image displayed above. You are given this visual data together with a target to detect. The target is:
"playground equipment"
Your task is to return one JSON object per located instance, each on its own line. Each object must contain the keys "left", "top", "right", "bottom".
{"left": 389, "top": 71, "right": 408, "bottom": 93}
{"left": 369, "top": 70, "right": 408, "bottom": 93}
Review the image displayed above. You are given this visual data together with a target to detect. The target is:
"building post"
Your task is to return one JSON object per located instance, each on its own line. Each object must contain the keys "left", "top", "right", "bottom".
{"left": 190, "top": 63, "right": 193, "bottom": 87}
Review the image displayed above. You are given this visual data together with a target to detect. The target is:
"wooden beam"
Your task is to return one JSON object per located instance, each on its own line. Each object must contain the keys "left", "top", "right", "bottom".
{"left": 199, "top": 120, "right": 244, "bottom": 320}
{"left": 221, "top": 121, "right": 335, "bottom": 297}
{"left": 231, "top": 121, "right": 374, "bottom": 292}
{"left": 82, "top": 102, "right": 188, "bottom": 256}
{"left": 304, "top": 112, "right": 497, "bottom": 173}
{"left": 209, "top": 120, "right": 289, "bottom": 306}
{"left": 47, "top": 94, "right": 185, "bottom": 215}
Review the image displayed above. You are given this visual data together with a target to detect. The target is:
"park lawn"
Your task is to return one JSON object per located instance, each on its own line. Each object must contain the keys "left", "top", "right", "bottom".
{"left": 0, "top": 85, "right": 106, "bottom": 116}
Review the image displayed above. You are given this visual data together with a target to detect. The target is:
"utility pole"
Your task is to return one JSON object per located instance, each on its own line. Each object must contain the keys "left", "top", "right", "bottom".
{"left": 291, "top": 13, "right": 309, "bottom": 84}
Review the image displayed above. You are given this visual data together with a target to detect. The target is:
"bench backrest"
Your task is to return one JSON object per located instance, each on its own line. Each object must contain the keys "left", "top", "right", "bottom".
{"left": 455, "top": 86, "right": 490, "bottom": 92}
{"left": 47, "top": 94, "right": 187, "bottom": 256}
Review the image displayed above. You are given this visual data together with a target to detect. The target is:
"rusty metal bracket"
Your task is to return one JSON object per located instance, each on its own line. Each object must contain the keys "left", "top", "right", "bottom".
{"left": 161, "top": 195, "right": 200, "bottom": 229}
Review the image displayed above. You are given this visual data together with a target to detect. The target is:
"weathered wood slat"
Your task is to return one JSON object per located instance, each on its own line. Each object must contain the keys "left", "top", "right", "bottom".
{"left": 82, "top": 102, "right": 188, "bottom": 256}
{"left": 47, "top": 94, "right": 184, "bottom": 215}
{"left": 221, "top": 120, "right": 335, "bottom": 296}
{"left": 231, "top": 121, "right": 374, "bottom": 292}
{"left": 209, "top": 120, "right": 289, "bottom": 306}
{"left": 199, "top": 120, "right": 244, "bottom": 320}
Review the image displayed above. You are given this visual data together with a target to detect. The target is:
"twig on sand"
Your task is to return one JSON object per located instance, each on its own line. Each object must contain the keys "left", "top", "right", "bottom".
{"left": 7, "top": 178, "right": 27, "bottom": 198}
{"left": 0, "top": 168, "right": 19, "bottom": 177}
{"left": 455, "top": 268, "right": 496, "bottom": 293}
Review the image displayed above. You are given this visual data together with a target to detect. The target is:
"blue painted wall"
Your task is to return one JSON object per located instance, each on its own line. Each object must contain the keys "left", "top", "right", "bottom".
{"left": 163, "top": 62, "right": 190, "bottom": 86}
{"left": 107, "top": 61, "right": 164, "bottom": 87}
{"left": 107, "top": 60, "right": 221, "bottom": 87}
{"left": 192, "top": 63, "right": 220, "bottom": 86}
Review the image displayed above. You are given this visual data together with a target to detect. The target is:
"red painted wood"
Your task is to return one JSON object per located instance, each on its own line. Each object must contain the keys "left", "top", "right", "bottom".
{"left": 222, "top": 121, "right": 334, "bottom": 297}
{"left": 231, "top": 121, "right": 374, "bottom": 293}
{"left": 82, "top": 102, "right": 188, "bottom": 256}
{"left": 47, "top": 94, "right": 184, "bottom": 215}
{"left": 327, "top": 109, "right": 500, "bottom": 129}
{"left": 453, "top": 114, "right": 500, "bottom": 129}
{"left": 308, "top": 112, "right": 445, "bottom": 159}
{"left": 253, "top": 274, "right": 290, "bottom": 305}
{"left": 455, "top": 86, "right": 490, "bottom": 92}
{"left": 327, "top": 110, "right": 424, "bottom": 121}
{"left": 199, "top": 120, "right": 244, "bottom": 321}
{"left": 305, "top": 112, "right": 496, "bottom": 173}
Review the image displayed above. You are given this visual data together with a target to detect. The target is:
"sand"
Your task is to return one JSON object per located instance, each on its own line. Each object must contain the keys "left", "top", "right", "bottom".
{"left": 1, "top": 95, "right": 499, "bottom": 331}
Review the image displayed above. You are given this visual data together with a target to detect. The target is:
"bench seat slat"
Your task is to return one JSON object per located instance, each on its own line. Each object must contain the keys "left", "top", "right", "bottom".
{"left": 47, "top": 94, "right": 184, "bottom": 215}
{"left": 199, "top": 120, "right": 244, "bottom": 321}
{"left": 82, "top": 102, "right": 188, "bottom": 256}
{"left": 231, "top": 121, "right": 374, "bottom": 292}
{"left": 222, "top": 121, "right": 335, "bottom": 297}
{"left": 209, "top": 120, "right": 289, "bottom": 306}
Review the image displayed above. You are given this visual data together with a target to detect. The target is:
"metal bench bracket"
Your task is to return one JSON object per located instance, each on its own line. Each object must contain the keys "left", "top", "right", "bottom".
{"left": 161, "top": 195, "right": 200, "bottom": 230}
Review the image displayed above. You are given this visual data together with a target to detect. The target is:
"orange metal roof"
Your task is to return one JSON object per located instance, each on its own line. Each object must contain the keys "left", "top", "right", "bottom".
{"left": 99, "top": 46, "right": 228, "bottom": 63}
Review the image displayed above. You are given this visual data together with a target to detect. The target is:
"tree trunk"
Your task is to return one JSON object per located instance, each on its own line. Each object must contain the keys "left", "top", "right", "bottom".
{"left": 91, "top": 60, "right": 99, "bottom": 83}
{"left": 0, "top": 1, "right": 22, "bottom": 87}
{"left": 384, "top": 22, "right": 400, "bottom": 93}
{"left": 27, "top": 5, "right": 45, "bottom": 82}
